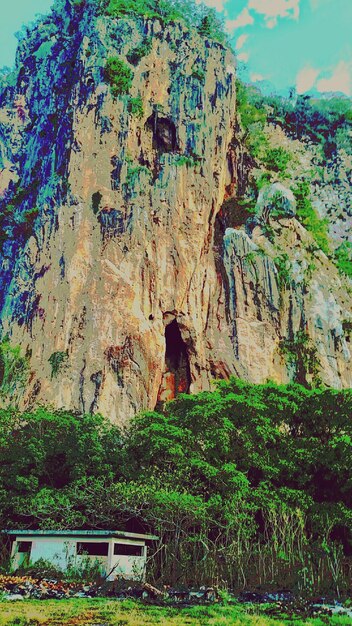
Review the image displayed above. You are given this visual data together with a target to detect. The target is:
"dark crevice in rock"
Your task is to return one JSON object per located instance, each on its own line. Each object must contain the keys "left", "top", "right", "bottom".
{"left": 156, "top": 319, "right": 191, "bottom": 406}
{"left": 213, "top": 213, "right": 233, "bottom": 329}
{"left": 92, "top": 191, "right": 102, "bottom": 214}
{"left": 110, "top": 156, "right": 123, "bottom": 190}
{"left": 90, "top": 370, "right": 103, "bottom": 414}
{"left": 146, "top": 111, "right": 177, "bottom": 153}
{"left": 79, "top": 358, "right": 86, "bottom": 414}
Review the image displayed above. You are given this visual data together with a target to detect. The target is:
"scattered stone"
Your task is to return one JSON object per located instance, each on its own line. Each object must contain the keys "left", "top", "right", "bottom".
{"left": 5, "top": 594, "right": 24, "bottom": 601}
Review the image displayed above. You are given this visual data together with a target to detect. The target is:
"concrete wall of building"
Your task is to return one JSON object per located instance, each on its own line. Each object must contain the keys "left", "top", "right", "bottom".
{"left": 11, "top": 535, "right": 147, "bottom": 581}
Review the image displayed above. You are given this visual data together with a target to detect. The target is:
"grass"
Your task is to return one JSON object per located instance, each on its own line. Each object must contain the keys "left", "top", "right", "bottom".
{"left": 0, "top": 598, "right": 351, "bottom": 626}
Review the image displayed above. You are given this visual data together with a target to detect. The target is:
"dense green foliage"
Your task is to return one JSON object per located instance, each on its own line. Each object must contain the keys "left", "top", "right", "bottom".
{"left": 264, "top": 147, "right": 292, "bottom": 174}
{"left": 0, "top": 339, "right": 29, "bottom": 403}
{"left": 242, "top": 86, "right": 352, "bottom": 158}
{"left": 279, "top": 331, "right": 321, "bottom": 387}
{"left": 127, "top": 95, "right": 144, "bottom": 118}
{"left": 292, "top": 181, "right": 330, "bottom": 255}
{"left": 273, "top": 253, "right": 292, "bottom": 290}
{"left": 0, "top": 182, "right": 40, "bottom": 246}
{"left": 234, "top": 80, "right": 350, "bottom": 259}
{"left": 104, "top": 57, "right": 134, "bottom": 96}
{"left": 283, "top": 95, "right": 352, "bottom": 157}
{"left": 48, "top": 351, "right": 69, "bottom": 379}
{"left": 235, "top": 80, "right": 269, "bottom": 162}
{"left": 334, "top": 241, "right": 352, "bottom": 279}
{"left": 101, "top": 0, "right": 226, "bottom": 43}
{"left": 1, "top": 379, "right": 351, "bottom": 594}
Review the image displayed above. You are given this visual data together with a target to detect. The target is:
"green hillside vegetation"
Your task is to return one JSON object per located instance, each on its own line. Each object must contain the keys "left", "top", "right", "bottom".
{"left": 1, "top": 379, "right": 351, "bottom": 595}
{"left": 100, "top": 0, "right": 226, "bottom": 43}
{"left": 234, "top": 81, "right": 351, "bottom": 259}
{"left": 335, "top": 241, "right": 352, "bottom": 279}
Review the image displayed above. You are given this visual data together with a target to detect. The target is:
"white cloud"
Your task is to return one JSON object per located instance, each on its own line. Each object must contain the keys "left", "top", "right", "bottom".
{"left": 250, "top": 72, "right": 265, "bottom": 82}
{"left": 237, "top": 51, "right": 250, "bottom": 62}
{"left": 226, "top": 7, "right": 254, "bottom": 32}
{"left": 296, "top": 65, "right": 320, "bottom": 93}
{"left": 316, "top": 61, "right": 352, "bottom": 96}
{"left": 266, "top": 18, "right": 277, "bottom": 28}
{"left": 248, "top": 0, "right": 300, "bottom": 27}
{"left": 235, "top": 34, "right": 249, "bottom": 50}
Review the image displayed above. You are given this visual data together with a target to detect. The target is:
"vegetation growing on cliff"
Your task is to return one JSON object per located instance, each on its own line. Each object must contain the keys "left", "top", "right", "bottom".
{"left": 233, "top": 80, "right": 349, "bottom": 262}
{"left": 279, "top": 331, "right": 321, "bottom": 387}
{"left": 48, "top": 351, "right": 69, "bottom": 379}
{"left": 335, "top": 241, "right": 352, "bottom": 279}
{"left": 0, "top": 339, "right": 29, "bottom": 403}
{"left": 101, "top": 0, "right": 226, "bottom": 43}
{"left": 105, "top": 57, "right": 134, "bottom": 96}
{"left": 292, "top": 181, "right": 330, "bottom": 255}
{"left": 1, "top": 379, "right": 351, "bottom": 595}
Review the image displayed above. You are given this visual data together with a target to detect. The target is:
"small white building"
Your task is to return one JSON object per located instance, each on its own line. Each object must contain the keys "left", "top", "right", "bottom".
{"left": 7, "top": 530, "right": 158, "bottom": 581}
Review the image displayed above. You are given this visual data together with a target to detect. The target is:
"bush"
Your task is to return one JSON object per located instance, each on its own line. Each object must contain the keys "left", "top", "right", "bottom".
{"left": 334, "top": 241, "right": 352, "bottom": 278}
{"left": 104, "top": 57, "right": 134, "bottom": 97}
{"left": 221, "top": 195, "right": 257, "bottom": 228}
{"left": 174, "top": 155, "right": 201, "bottom": 168}
{"left": 48, "top": 351, "right": 69, "bottom": 379}
{"left": 293, "top": 181, "right": 330, "bottom": 255}
{"left": 191, "top": 66, "right": 205, "bottom": 83}
{"left": 274, "top": 253, "right": 292, "bottom": 289}
{"left": 197, "top": 10, "right": 226, "bottom": 43}
{"left": 264, "top": 146, "right": 291, "bottom": 174}
{"left": 126, "top": 38, "right": 152, "bottom": 66}
{"left": 127, "top": 95, "right": 144, "bottom": 118}
{"left": 279, "top": 330, "right": 321, "bottom": 387}
{"left": 106, "top": 0, "right": 187, "bottom": 23}
{"left": 14, "top": 558, "right": 64, "bottom": 580}
{"left": 0, "top": 338, "right": 29, "bottom": 403}
{"left": 105, "top": 0, "right": 227, "bottom": 42}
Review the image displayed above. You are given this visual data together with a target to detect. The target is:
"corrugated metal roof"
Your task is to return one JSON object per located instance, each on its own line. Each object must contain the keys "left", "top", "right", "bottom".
{"left": 3, "top": 530, "right": 159, "bottom": 540}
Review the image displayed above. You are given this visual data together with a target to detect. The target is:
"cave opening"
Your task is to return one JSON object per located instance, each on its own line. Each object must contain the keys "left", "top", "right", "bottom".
{"left": 157, "top": 319, "right": 191, "bottom": 404}
{"left": 146, "top": 111, "right": 177, "bottom": 153}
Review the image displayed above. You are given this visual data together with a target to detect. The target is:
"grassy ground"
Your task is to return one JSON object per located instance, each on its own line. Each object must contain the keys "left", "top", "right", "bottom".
{"left": 0, "top": 599, "right": 351, "bottom": 626}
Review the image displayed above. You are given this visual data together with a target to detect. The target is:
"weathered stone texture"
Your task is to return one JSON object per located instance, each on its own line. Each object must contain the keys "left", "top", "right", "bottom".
{"left": 0, "top": 5, "right": 351, "bottom": 422}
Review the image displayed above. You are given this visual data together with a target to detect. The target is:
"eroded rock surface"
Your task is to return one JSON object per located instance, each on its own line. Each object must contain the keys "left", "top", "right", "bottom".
{"left": 0, "top": 2, "right": 351, "bottom": 422}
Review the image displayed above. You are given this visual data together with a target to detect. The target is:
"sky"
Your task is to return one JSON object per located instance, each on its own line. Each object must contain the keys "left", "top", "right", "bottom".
{"left": 0, "top": 0, "right": 351, "bottom": 97}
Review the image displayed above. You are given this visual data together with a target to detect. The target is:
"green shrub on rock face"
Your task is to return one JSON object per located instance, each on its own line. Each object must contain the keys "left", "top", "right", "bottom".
{"left": 264, "top": 146, "right": 291, "bottom": 174}
{"left": 48, "top": 351, "right": 68, "bottom": 379}
{"left": 274, "top": 253, "right": 292, "bottom": 289}
{"left": 127, "top": 95, "right": 144, "bottom": 118}
{"left": 126, "top": 38, "right": 152, "bottom": 66}
{"left": 334, "top": 241, "right": 352, "bottom": 279}
{"left": 104, "top": 0, "right": 227, "bottom": 42}
{"left": 191, "top": 66, "right": 205, "bottom": 83}
{"left": 106, "top": 0, "right": 186, "bottom": 22}
{"left": 174, "top": 155, "right": 201, "bottom": 168}
{"left": 197, "top": 11, "right": 226, "bottom": 43}
{"left": 0, "top": 338, "right": 29, "bottom": 401}
{"left": 293, "top": 181, "right": 330, "bottom": 255}
{"left": 279, "top": 330, "right": 321, "bottom": 387}
{"left": 104, "top": 57, "right": 134, "bottom": 97}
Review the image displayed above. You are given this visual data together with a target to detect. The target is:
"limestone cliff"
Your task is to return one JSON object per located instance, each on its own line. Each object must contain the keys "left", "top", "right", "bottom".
{"left": 0, "top": 0, "right": 351, "bottom": 422}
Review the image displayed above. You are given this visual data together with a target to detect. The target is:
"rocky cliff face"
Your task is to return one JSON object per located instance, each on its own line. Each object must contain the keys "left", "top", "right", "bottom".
{"left": 0, "top": 0, "right": 351, "bottom": 422}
